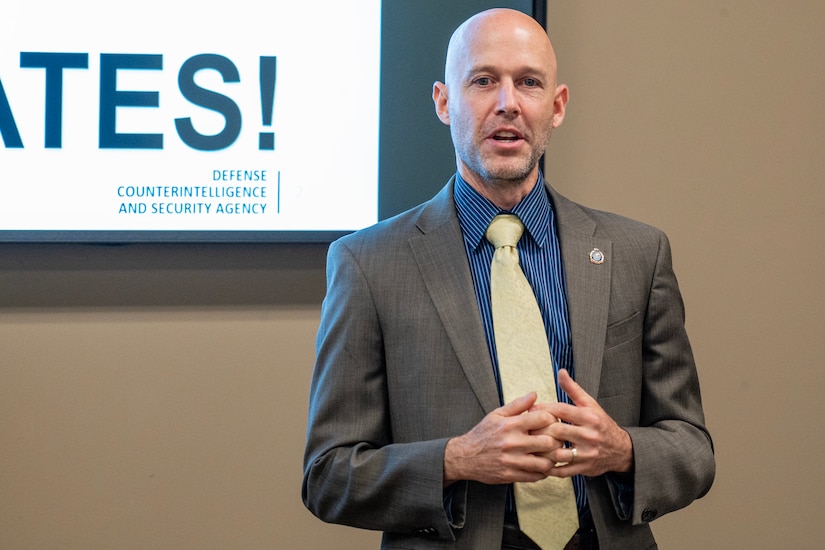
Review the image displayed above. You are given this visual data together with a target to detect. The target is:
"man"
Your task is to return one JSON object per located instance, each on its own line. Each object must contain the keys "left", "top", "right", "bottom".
{"left": 303, "top": 8, "right": 714, "bottom": 550}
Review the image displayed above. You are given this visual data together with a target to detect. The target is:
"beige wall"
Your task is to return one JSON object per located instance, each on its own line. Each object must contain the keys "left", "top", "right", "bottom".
{"left": 543, "top": 1, "right": 825, "bottom": 548}
{"left": 2, "top": 2, "right": 823, "bottom": 548}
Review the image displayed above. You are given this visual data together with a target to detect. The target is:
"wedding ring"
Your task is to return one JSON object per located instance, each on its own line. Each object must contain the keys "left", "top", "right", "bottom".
{"left": 570, "top": 447, "right": 578, "bottom": 464}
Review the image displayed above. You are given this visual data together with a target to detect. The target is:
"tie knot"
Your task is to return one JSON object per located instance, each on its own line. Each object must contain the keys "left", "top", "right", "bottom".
{"left": 486, "top": 214, "right": 524, "bottom": 249}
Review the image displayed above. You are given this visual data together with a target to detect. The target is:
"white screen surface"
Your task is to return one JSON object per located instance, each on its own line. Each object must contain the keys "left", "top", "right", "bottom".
{"left": 0, "top": 1, "right": 381, "bottom": 236}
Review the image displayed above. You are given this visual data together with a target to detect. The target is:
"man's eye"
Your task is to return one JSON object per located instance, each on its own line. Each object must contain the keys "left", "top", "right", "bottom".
{"left": 475, "top": 77, "right": 492, "bottom": 86}
{"left": 523, "top": 78, "right": 539, "bottom": 87}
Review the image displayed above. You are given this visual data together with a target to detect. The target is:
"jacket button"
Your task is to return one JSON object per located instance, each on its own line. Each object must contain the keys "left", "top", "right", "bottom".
{"left": 641, "top": 508, "right": 658, "bottom": 522}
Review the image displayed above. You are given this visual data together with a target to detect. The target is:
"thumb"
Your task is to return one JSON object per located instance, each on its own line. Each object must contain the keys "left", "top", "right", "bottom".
{"left": 557, "top": 368, "right": 595, "bottom": 406}
{"left": 499, "top": 392, "right": 538, "bottom": 417}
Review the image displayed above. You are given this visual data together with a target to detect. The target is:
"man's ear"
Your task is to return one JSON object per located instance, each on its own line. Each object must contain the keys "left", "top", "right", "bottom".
{"left": 552, "top": 84, "right": 569, "bottom": 129}
{"left": 432, "top": 81, "right": 450, "bottom": 125}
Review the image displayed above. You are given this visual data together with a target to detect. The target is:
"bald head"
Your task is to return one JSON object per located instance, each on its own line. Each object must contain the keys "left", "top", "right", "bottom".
{"left": 445, "top": 9, "right": 558, "bottom": 90}
{"left": 432, "top": 8, "right": 568, "bottom": 208}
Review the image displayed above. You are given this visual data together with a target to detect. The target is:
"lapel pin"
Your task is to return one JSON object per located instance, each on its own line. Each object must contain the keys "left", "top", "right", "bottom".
{"left": 589, "top": 248, "right": 605, "bottom": 264}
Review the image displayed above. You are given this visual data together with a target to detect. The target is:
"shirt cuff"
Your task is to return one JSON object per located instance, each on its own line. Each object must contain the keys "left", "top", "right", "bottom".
{"left": 606, "top": 472, "right": 634, "bottom": 521}
{"left": 443, "top": 481, "right": 468, "bottom": 529}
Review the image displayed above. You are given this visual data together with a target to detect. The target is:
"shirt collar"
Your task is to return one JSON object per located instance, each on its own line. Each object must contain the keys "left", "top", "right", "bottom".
{"left": 454, "top": 172, "right": 552, "bottom": 250}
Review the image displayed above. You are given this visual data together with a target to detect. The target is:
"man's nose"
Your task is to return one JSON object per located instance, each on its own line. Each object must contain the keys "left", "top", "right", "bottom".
{"left": 495, "top": 81, "right": 520, "bottom": 115}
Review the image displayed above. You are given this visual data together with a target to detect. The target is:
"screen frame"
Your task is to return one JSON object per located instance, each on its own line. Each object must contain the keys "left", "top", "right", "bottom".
{"left": 0, "top": 1, "right": 544, "bottom": 244}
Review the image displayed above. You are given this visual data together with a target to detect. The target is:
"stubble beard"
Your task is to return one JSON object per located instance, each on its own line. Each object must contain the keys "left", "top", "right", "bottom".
{"left": 455, "top": 136, "right": 546, "bottom": 190}
{"left": 451, "top": 115, "right": 553, "bottom": 190}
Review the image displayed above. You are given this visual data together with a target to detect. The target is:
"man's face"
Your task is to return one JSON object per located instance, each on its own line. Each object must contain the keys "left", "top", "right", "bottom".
{"left": 434, "top": 12, "right": 567, "bottom": 194}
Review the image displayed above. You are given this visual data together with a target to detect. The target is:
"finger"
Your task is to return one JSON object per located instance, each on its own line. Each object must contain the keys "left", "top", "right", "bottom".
{"left": 499, "top": 392, "right": 538, "bottom": 417}
{"left": 544, "top": 400, "right": 581, "bottom": 427}
{"left": 547, "top": 461, "right": 583, "bottom": 478}
{"left": 527, "top": 402, "right": 559, "bottom": 423}
{"left": 535, "top": 446, "right": 580, "bottom": 474}
{"left": 520, "top": 410, "right": 561, "bottom": 435}
{"left": 528, "top": 401, "right": 557, "bottom": 415}
{"left": 502, "top": 400, "right": 560, "bottom": 435}
{"left": 557, "top": 369, "right": 596, "bottom": 407}
{"left": 544, "top": 417, "right": 577, "bottom": 442}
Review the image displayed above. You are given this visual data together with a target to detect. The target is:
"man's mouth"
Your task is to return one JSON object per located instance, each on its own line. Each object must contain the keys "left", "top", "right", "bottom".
{"left": 491, "top": 131, "right": 523, "bottom": 142}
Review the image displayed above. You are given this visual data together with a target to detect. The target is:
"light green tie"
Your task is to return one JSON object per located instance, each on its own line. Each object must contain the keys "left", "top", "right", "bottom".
{"left": 486, "top": 214, "right": 579, "bottom": 550}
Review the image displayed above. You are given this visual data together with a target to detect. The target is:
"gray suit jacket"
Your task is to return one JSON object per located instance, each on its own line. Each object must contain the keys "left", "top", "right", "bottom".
{"left": 302, "top": 179, "right": 714, "bottom": 550}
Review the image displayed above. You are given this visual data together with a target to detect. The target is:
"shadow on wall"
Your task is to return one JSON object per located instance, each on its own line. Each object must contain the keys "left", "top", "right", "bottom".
{"left": 0, "top": 242, "right": 329, "bottom": 308}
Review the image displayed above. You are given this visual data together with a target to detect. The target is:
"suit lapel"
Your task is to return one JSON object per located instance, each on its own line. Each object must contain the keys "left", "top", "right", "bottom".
{"left": 403, "top": 181, "right": 611, "bottom": 409}
{"left": 408, "top": 181, "right": 501, "bottom": 414}
{"left": 549, "top": 186, "right": 612, "bottom": 398}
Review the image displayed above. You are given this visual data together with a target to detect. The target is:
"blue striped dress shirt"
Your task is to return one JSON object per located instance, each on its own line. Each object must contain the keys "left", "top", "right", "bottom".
{"left": 453, "top": 171, "right": 589, "bottom": 519}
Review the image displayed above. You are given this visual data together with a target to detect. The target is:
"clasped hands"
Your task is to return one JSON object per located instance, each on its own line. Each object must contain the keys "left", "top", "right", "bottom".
{"left": 443, "top": 369, "right": 633, "bottom": 487}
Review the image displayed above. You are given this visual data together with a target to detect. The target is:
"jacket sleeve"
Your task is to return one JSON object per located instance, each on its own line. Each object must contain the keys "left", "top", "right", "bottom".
{"left": 623, "top": 230, "right": 716, "bottom": 525}
{"left": 301, "top": 238, "right": 457, "bottom": 540}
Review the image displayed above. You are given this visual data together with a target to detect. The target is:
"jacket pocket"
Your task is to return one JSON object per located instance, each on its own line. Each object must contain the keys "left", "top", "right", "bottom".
{"left": 604, "top": 311, "right": 642, "bottom": 351}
